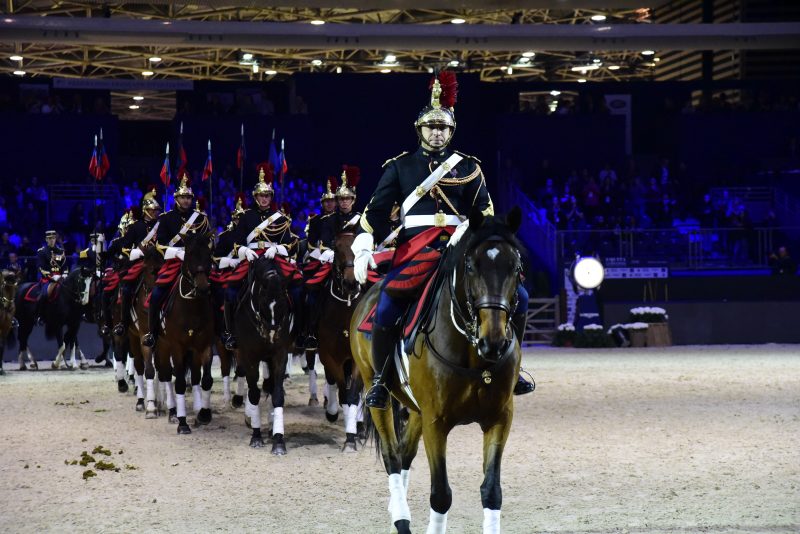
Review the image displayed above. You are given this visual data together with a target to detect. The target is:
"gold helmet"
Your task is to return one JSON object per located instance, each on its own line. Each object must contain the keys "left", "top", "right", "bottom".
{"left": 173, "top": 174, "right": 194, "bottom": 198}
{"left": 117, "top": 211, "right": 131, "bottom": 236}
{"left": 142, "top": 187, "right": 162, "bottom": 212}
{"left": 336, "top": 166, "right": 360, "bottom": 199}
{"left": 414, "top": 71, "right": 458, "bottom": 146}
{"left": 252, "top": 165, "right": 275, "bottom": 199}
{"left": 321, "top": 176, "right": 338, "bottom": 202}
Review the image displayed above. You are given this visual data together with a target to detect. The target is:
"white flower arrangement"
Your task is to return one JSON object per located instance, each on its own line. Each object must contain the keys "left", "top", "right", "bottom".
{"left": 629, "top": 306, "right": 668, "bottom": 323}
{"left": 625, "top": 322, "right": 649, "bottom": 331}
{"left": 583, "top": 324, "right": 603, "bottom": 331}
{"left": 630, "top": 306, "right": 666, "bottom": 315}
{"left": 557, "top": 323, "right": 575, "bottom": 332}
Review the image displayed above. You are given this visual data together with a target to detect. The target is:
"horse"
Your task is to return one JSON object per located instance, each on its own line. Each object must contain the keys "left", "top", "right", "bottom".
{"left": 231, "top": 254, "right": 292, "bottom": 454}
{"left": 15, "top": 264, "right": 93, "bottom": 370}
{"left": 350, "top": 207, "right": 524, "bottom": 534}
{"left": 0, "top": 269, "right": 19, "bottom": 375}
{"left": 315, "top": 229, "right": 366, "bottom": 452}
{"left": 153, "top": 231, "right": 215, "bottom": 434}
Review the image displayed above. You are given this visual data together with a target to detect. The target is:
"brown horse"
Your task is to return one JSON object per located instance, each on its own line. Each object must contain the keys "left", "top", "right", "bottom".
{"left": 0, "top": 270, "right": 19, "bottom": 375}
{"left": 316, "top": 230, "right": 366, "bottom": 452}
{"left": 351, "top": 208, "right": 524, "bottom": 534}
{"left": 153, "top": 232, "right": 215, "bottom": 434}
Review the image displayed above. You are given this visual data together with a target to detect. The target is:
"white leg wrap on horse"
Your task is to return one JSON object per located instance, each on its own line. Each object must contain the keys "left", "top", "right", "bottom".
{"left": 482, "top": 509, "right": 501, "bottom": 534}
{"left": 285, "top": 355, "right": 293, "bottom": 377}
{"left": 222, "top": 376, "right": 231, "bottom": 399}
{"left": 192, "top": 385, "right": 202, "bottom": 413}
{"left": 114, "top": 360, "right": 125, "bottom": 381}
{"left": 388, "top": 473, "right": 412, "bottom": 523}
{"left": 357, "top": 397, "right": 365, "bottom": 423}
{"left": 125, "top": 354, "right": 133, "bottom": 377}
{"left": 326, "top": 384, "right": 339, "bottom": 416}
{"left": 344, "top": 404, "right": 357, "bottom": 434}
{"left": 134, "top": 375, "right": 145, "bottom": 400}
{"left": 308, "top": 369, "right": 318, "bottom": 396}
{"left": 401, "top": 469, "right": 410, "bottom": 495}
{"left": 261, "top": 361, "right": 269, "bottom": 380}
{"left": 176, "top": 394, "right": 187, "bottom": 418}
{"left": 426, "top": 509, "right": 448, "bottom": 534}
{"left": 236, "top": 376, "right": 246, "bottom": 396}
{"left": 166, "top": 381, "right": 176, "bottom": 409}
{"left": 69, "top": 344, "right": 76, "bottom": 367}
{"left": 272, "top": 406, "right": 284, "bottom": 436}
{"left": 250, "top": 401, "right": 261, "bottom": 429}
{"left": 146, "top": 378, "right": 156, "bottom": 402}
{"left": 201, "top": 388, "right": 211, "bottom": 409}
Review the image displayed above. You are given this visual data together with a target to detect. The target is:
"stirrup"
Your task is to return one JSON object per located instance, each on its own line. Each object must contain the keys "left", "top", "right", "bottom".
{"left": 142, "top": 332, "right": 156, "bottom": 348}
{"left": 365, "top": 381, "right": 390, "bottom": 410}
{"left": 113, "top": 323, "right": 125, "bottom": 336}
{"left": 224, "top": 335, "right": 238, "bottom": 350}
{"left": 304, "top": 335, "right": 318, "bottom": 351}
{"left": 100, "top": 325, "right": 110, "bottom": 336}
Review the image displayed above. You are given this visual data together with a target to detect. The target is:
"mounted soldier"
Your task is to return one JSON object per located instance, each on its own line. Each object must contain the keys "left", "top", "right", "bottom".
{"left": 211, "top": 194, "right": 246, "bottom": 341}
{"left": 352, "top": 71, "right": 534, "bottom": 410}
{"left": 142, "top": 175, "right": 210, "bottom": 348}
{"left": 36, "top": 230, "right": 67, "bottom": 320}
{"left": 100, "top": 210, "right": 134, "bottom": 336}
{"left": 223, "top": 166, "right": 300, "bottom": 350}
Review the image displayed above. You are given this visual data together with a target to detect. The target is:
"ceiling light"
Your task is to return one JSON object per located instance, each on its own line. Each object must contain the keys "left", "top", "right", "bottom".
{"left": 384, "top": 54, "right": 396, "bottom": 63}
{"left": 265, "top": 69, "right": 277, "bottom": 76}
{"left": 13, "top": 70, "right": 25, "bottom": 76}
{"left": 3, "top": 18, "right": 14, "bottom": 23}
{"left": 310, "top": 19, "right": 325, "bottom": 25}
{"left": 577, "top": 78, "right": 587, "bottom": 83}
{"left": 380, "top": 68, "right": 391, "bottom": 73}
{"left": 132, "top": 95, "right": 144, "bottom": 101}
{"left": 335, "top": 66, "right": 342, "bottom": 74}
{"left": 242, "top": 52, "right": 254, "bottom": 62}
{"left": 311, "top": 59, "right": 323, "bottom": 66}
{"left": 252, "top": 63, "right": 259, "bottom": 73}
{"left": 642, "top": 50, "right": 655, "bottom": 56}
{"left": 593, "top": 58, "right": 602, "bottom": 63}
{"left": 522, "top": 51, "right": 536, "bottom": 58}
{"left": 427, "top": 67, "right": 434, "bottom": 74}
{"left": 448, "top": 60, "right": 459, "bottom": 67}
{"left": 550, "top": 90, "right": 561, "bottom": 96}
{"left": 591, "top": 14, "right": 607, "bottom": 22}
{"left": 507, "top": 66, "right": 513, "bottom": 74}
{"left": 654, "top": 57, "right": 661, "bottom": 62}
{"left": 451, "top": 18, "right": 466, "bottom": 24}
{"left": 9, "top": 55, "right": 22, "bottom": 61}
{"left": 161, "top": 21, "right": 171, "bottom": 25}
{"left": 608, "top": 65, "right": 621, "bottom": 70}
{"left": 129, "top": 105, "right": 140, "bottom": 110}
{"left": 148, "top": 56, "right": 161, "bottom": 63}
{"left": 142, "top": 70, "right": 154, "bottom": 76}
{"left": 518, "top": 57, "right": 531, "bottom": 64}
{"left": 571, "top": 64, "right": 601, "bottom": 72}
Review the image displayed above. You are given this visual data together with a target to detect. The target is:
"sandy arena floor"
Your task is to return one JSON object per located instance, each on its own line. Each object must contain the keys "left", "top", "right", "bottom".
{"left": 0, "top": 345, "right": 798, "bottom": 534}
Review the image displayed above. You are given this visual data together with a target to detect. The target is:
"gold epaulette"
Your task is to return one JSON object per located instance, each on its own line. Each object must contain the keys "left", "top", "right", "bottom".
{"left": 454, "top": 150, "right": 481, "bottom": 164}
{"left": 382, "top": 151, "right": 410, "bottom": 168}
{"left": 79, "top": 249, "right": 89, "bottom": 260}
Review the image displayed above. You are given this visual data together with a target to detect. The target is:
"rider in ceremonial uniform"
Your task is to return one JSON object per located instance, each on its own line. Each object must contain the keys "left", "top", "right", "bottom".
{"left": 303, "top": 167, "right": 362, "bottom": 351}
{"left": 142, "top": 175, "right": 210, "bottom": 348}
{"left": 111, "top": 189, "right": 162, "bottom": 336}
{"left": 100, "top": 211, "right": 133, "bottom": 335}
{"left": 36, "top": 229, "right": 67, "bottom": 318}
{"left": 352, "top": 72, "right": 533, "bottom": 410}
{"left": 223, "top": 167, "right": 300, "bottom": 349}
{"left": 211, "top": 196, "right": 246, "bottom": 342}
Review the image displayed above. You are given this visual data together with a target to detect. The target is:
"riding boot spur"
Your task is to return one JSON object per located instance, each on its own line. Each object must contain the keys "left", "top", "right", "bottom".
{"left": 365, "top": 323, "right": 401, "bottom": 410}
{"left": 113, "top": 284, "right": 132, "bottom": 336}
{"left": 510, "top": 311, "right": 535, "bottom": 396}
{"left": 142, "top": 286, "right": 166, "bottom": 348}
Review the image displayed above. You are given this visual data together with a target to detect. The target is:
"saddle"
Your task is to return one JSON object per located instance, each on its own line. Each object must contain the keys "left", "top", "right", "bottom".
{"left": 24, "top": 281, "right": 61, "bottom": 303}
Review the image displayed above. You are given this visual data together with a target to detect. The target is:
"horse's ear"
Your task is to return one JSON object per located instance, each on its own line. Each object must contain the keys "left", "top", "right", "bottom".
{"left": 506, "top": 206, "right": 522, "bottom": 234}
{"left": 469, "top": 206, "right": 485, "bottom": 231}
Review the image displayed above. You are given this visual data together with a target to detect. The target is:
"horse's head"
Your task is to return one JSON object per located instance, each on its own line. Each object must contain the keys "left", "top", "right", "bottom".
{"left": 1, "top": 269, "right": 18, "bottom": 308}
{"left": 250, "top": 254, "right": 286, "bottom": 331}
{"left": 334, "top": 230, "right": 359, "bottom": 295}
{"left": 458, "top": 206, "right": 524, "bottom": 361}
{"left": 182, "top": 231, "right": 213, "bottom": 295}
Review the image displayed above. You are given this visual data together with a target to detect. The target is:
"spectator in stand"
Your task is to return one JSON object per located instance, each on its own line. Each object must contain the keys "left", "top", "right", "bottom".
{"left": 598, "top": 163, "right": 617, "bottom": 186}
{"left": 769, "top": 246, "right": 796, "bottom": 276}
{"left": 654, "top": 193, "right": 676, "bottom": 228}
{"left": 581, "top": 175, "right": 601, "bottom": 224}
{"left": 67, "top": 202, "right": 89, "bottom": 251}
{"left": 537, "top": 178, "right": 558, "bottom": 207}
{"left": 0, "top": 196, "right": 7, "bottom": 231}
{"left": 0, "top": 231, "right": 15, "bottom": 263}
{"left": 18, "top": 201, "right": 42, "bottom": 240}
{"left": 25, "top": 176, "right": 48, "bottom": 221}
{"left": 699, "top": 193, "right": 717, "bottom": 228}
{"left": 4, "top": 250, "right": 23, "bottom": 278}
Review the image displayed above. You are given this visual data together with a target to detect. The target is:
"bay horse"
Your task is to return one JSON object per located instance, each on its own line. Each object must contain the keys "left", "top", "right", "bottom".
{"left": 15, "top": 264, "right": 93, "bottom": 370}
{"left": 351, "top": 207, "right": 524, "bottom": 534}
{"left": 231, "top": 254, "right": 291, "bottom": 454}
{"left": 316, "top": 228, "right": 366, "bottom": 452}
{"left": 153, "top": 231, "right": 214, "bottom": 434}
{"left": 0, "top": 269, "right": 19, "bottom": 375}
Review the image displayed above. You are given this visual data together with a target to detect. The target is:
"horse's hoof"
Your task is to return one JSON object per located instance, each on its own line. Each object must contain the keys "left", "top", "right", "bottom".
{"left": 392, "top": 519, "right": 411, "bottom": 534}
{"left": 357, "top": 422, "right": 367, "bottom": 444}
{"left": 301, "top": 366, "right": 309, "bottom": 375}
{"left": 168, "top": 408, "right": 178, "bottom": 424}
{"left": 79, "top": 362, "right": 88, "bottom": 370}
{"left": 271, "top": 435, "right": 287, "bottom": 456}
{"left": 51, "top": 362, "right": 59, "bottom": 370}
{"left": 249, "top": 436, "right": 264, "bottom": 448}
{"left": 222, "top": 395, "right": 231, "bottom": 407}
{"left": 145, "top": 409, "right": 158, "bottom": 420}
{"left": 177, "top": 424, "right": 192, "bottom": 435}
{"left": 65, "top": 364, "right": 74, "bottom": 371}
{"left": 30, "top": 363, "right": 38, "bottom": 371}
{"left": 341, "top": 439, "right": 358, "bottom": 454}
{"left": 231, "top": 395, "right": 243, "bottom": 409}
{"left": 325, "top": 410, "right": 339, "bottom": 423}
{"left": 104, "top": 360, "right": 113, "bottom": 368}
{"left": 135, "top": 399, "right": 145, "bottom": 412}
{"left": 18, "top": 363, "right": 26, "bottom": 371}
{"left": 308, "top": 395, "right": 319, "bottom": 407}
{"left": 196, "top": 408, "right": 212, "bottom": 425}
{"left": 117, "top": 379, "right": 129, "bottom": 393}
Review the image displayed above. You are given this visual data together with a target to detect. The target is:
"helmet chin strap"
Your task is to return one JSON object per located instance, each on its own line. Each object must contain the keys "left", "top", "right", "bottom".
{"left": 417, "top": 130, "right": 453, "bottom": 152}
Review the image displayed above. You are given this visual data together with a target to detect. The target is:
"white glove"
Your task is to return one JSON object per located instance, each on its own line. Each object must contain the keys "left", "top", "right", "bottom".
{"left": 275, "top": 245, "right": 288, "bottom": 257}
{"left": 308, "top": 248, "right": 322, "bottom": 260}
{"left": 51, "top": 274, "right": 62, "bottom": 281}
{"left": 263, "top": 246, "right": 277, "bottom": 260}
{"left": 352, "top": 233, "right": 377, "bottom": 285}
{"left": 218, "top": 257, "right": 239, "bottom": 269}
{"left": 129, "top": 247, "right": 143, "bottom": 261}
{"left": 176, "top": 249, "right": 185, "bottom": 261}
{"left": 164, "top": 246, "right": 183, "bottom": 260}
{"left": 447, "top": 220, "right": 470, "bottom": 248}
{"left": 239, "top": 247, "right": 258, "bottom": 262}
{"left": 319, "top": 249, "right": 335, "bottom": 263}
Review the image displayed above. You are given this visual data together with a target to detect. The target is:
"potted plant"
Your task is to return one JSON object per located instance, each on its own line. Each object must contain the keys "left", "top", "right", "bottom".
{"left": 626, "top": 321, "right": 649, "bottom": 347}
{"left": 575, "top": 323, "right": 613, "bottom": 348}
{"left": 629, "top": 306, "right": 671, "bottom": 346}
{"left": 552, "top": 323, "right": 576, "bottom": 347}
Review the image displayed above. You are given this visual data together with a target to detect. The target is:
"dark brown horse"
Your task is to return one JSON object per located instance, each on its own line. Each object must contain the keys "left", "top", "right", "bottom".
{"left": 0, "top": 270, "right": 19, "bottom": 375}
{"left": 153, "top": 232, "right": 214, "bottom": 434}
{"left": 231, "top": 254, "right": 292, "bottom": 454}
{"left": 316, "top": 230, "right": 366, "bottom": 452}
{"left": 351, "top": 208, "right": 524, "bottom": 534}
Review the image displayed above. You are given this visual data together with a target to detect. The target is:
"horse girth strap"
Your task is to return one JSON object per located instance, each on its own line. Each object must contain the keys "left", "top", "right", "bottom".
{"left": 423, "top": 330, "right": 517, "bottom": 383}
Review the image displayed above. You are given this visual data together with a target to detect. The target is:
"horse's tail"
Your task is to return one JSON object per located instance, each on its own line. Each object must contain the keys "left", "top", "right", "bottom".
{"left": 5, "top": 324, "right": 17, "bottom": 349}
{"left": 43, "top": 304, "right": 59, "bottom": 340}
{"left": 363, "top": 397, "right": 404, "bottom": 462}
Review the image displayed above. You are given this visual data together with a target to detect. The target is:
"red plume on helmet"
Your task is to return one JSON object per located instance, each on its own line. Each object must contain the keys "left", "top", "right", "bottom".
{"left": 342, "top": 165, "right": 361, "bottom": 188}
{"left": 429, "top": 70, "right": 458, "bottom": 109}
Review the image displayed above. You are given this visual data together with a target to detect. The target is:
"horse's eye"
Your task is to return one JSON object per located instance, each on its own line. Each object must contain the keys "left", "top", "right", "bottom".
{"left": 465, "top": 262, "right": 474, "bottom": 273}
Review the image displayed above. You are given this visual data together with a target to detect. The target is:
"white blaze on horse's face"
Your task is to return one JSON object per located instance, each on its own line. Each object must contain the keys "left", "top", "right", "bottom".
{"left": 486, "top": 248, "right": 500, "bottom": 261}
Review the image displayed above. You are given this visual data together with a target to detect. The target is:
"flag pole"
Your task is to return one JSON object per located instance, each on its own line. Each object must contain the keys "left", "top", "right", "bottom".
{"left": 92, "top": 133, "right": 99, "bottom": 234}
{"left": 207, "top": 139, "right": 213, "bottom": 224}
{"left": 279, "top": 138, "right": 285, "bottom": 205}
{"left": 164, "top": 142, "right": 170, "bottom": 211}
{"left": 239, "top": 123, "right": 244, "bottom": 193}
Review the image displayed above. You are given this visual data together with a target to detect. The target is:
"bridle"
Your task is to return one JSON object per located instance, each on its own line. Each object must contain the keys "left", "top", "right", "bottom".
{"left": 330, "top": 232, "right": 360, "bottom": 306}
{"left": 178, "top": 247, "right": 210, "bottom": 300}
{"left": 247, "top": 259, "right": 282, "bottom": 342}
{"left": 0, "top": 273, "right": 16, "bottom": 311}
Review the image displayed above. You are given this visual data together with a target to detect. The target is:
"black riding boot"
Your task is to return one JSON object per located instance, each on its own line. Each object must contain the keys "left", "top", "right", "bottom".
{"left": 365, "top": 324, "right": 400, "bottom": 410}
{"left": 511, "top": 313, "right": 535, "bottom": 396}
{"left": 223, "top": 300, "right": 237, "bottom": 350}
{"left": 113, "top": 285, "right": 132, "bottom": 336}
{"left": 304, "top": 295, "right": 319, "bottom": 351}
{"left": 99, "top": 290, "right": 114, "bottom": 336}
{"left": 142, "top": 286, "right": 165, "bottom": 348}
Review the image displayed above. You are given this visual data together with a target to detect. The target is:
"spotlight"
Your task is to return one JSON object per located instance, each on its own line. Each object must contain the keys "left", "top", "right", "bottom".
{"left": 132, "top": 95, "right": 144, "bottom": 101}
{"left": 642, "top": 50, "right": 655, "bottom": 56}
{"left": 608, "top": 65, "right": 621, "bottom": 70}
{"left": 310, "top": 19, "right": 325, "bottom": 25}
{"left": 311, "top": 59, "right": 322, "bottom": 66}
{"left": 448, "top": 60, "right": 459, "bottom": 67}
{"left": 507, "top": 66, "right": 513, "bottom": 74}
{"left": 518, "top": 57, "right": 531, "bottom": 64}
{"left": 451, "top": 18, "right": 466, "bottom": 24}
{"left": 265, "top": 69, "right": 277, "bottom": 76}
{"left": 522, "top": 51, "right": 536, "bottom": 58}
{"left": 384, "top": 54, "right": 396, "bottom": 64}
{"left": 13, "top": 70, "right": 25, "bottom": 76}
{"left": 550, "top": 90, "right": 561, "bottom": 96}
{"left": 129, "top": 104, "right": 140, "bottom": 110}
{"left": 142, "top": 70, "right": 154, "bottom": 76}
{"left": 335, "top": 66, "right": 342, "bottom": 74}
{"left": 590, "top": 14, "right": 607, "bottom": 22}
{"left": 577, "top": 78, "right": 587, "bottom": 83}
{"left": 241, "top": 52, "right": 254, "bottom": 62}
{"left": 252, "top": 63, "right": 259, "bottom": 73}
{"left": 9, "top": 55, "right": 22, "bottom": 61}
{"left": 149, "top": 56, "right": 161, "bottom": 63}
{"left": 380, "top": 68, "right": 391, "bottom": 73}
